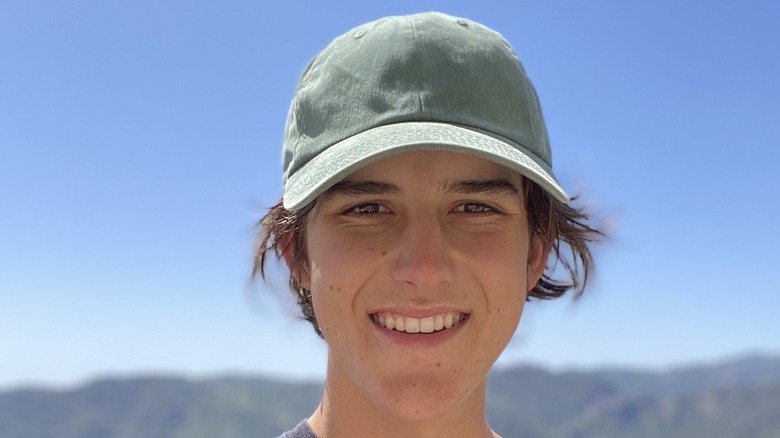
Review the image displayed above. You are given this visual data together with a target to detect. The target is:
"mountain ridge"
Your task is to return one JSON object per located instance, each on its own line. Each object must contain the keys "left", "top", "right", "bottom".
{"left": 1, "top": 354, "right": 778, "bottom": 438}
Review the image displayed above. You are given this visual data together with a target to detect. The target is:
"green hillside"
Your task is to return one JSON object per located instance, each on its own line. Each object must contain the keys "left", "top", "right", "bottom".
{"left": 1, "top": 355, "right": 778, "bottom": 438}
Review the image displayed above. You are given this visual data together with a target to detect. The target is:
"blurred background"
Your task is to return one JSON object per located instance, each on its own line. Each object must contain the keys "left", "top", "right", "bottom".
{"left": 1, "top": 0, "right": 779, "bottom": 392}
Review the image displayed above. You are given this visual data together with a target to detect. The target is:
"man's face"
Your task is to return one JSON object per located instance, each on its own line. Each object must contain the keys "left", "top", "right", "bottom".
{"left": 300, "top": 150, "right": 547, "bottom": 421}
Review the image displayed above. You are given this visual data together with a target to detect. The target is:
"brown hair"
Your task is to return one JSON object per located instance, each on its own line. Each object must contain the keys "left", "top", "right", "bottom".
{"left": 253, "top": 179, "right": 603, "bottom": 337}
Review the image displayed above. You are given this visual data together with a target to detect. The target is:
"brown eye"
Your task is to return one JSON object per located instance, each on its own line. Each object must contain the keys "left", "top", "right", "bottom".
{"left": 455, "top": 202, "right": 493, "bottom": 214}
{"left": 351, "top": 203, "right": 389, "bottom": 214}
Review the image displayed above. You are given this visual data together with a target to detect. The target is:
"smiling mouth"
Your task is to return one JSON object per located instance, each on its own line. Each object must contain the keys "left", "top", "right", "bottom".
{"left": 371, "top": 312, "right": 469, "bottom": 334}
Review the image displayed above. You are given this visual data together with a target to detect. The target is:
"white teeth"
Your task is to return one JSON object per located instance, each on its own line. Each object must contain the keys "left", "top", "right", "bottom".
{"left": 373, "top": 312, "right": 466, "bottom": 334}
{"left": 434, "top": 314, "right": 444, "bottom": 331}
{"left": 405, "top": 318, "right": 420, "bottom": 333}
{"left": 444, "top": 313, "right": 454, "bottom": 328}
{"left": 419, "top": 317, "right": 434, "bottom": 333}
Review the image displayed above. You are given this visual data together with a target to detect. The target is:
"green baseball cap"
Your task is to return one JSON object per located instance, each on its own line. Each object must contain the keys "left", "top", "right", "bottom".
{"left": 282, "top": 12, "right": 568, "bottom": 210}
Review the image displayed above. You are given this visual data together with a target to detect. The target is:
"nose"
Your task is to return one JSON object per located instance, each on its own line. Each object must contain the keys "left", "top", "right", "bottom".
{"left": 391, "top": 214, "right": 455, "bottom": 289}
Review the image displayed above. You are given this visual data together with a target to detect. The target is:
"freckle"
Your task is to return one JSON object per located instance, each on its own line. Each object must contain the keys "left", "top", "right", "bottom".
{"left": 381, "top": 251, "right": 387, "bottom": 256}
{"left": 435, "top": 362, "right": 441, "bottom": 368}
{"left": 329, "top": 286, "right": 333, "bottom": 291}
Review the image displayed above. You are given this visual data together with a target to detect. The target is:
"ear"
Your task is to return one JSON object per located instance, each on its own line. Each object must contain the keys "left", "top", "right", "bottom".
{"left": 278, "top": 234, "right": 311, "bottom": 290}
{"left": 526, "top": 236, "right": 550, "bottom": 292}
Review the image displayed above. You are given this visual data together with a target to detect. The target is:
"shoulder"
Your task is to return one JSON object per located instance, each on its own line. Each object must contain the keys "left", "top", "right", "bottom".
{"left": 276, "top": 419, "right": 318, "bottom": 438}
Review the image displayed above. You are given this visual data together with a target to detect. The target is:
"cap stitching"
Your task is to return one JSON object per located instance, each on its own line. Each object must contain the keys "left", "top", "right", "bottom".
{"left": 409, "top": 16, "right": 425, "bottom": 120}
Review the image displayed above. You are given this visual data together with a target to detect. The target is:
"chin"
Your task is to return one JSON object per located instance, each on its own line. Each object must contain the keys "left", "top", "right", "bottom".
{"left": 369, "top": 374, "right": 480, "bottom": 422}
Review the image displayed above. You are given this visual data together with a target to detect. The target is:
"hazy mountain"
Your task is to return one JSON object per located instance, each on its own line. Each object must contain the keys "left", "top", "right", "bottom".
{"left": 1, "top": 354, "right": 778, "bottom": 438}
{"left": 587, "top": 354, "right": 780, "bottom": 398}
{"left": 486, "top": 354, "right": 780, "bottom": 437}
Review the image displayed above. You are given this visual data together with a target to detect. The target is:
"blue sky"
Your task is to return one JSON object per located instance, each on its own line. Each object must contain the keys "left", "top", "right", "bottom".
{"left": 1, "top": 0, "right": 778, "bottom": 389}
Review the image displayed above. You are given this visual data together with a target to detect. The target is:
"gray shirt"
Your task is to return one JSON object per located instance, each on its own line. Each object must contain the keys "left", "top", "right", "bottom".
{"left": 277, "top": 420, "right": 318, "bottom": 438}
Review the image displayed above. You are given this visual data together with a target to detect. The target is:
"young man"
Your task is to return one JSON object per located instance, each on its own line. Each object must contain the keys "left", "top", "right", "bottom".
{"left": 256, "top": 12, "right": 602, "bottom": 438}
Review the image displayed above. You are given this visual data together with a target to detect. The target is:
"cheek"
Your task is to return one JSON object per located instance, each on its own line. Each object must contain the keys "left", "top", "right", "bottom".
{"left": 308, "top": 226, "right": 390, "bottom": 286}
{"left": 308, "top": 267, "right": 351, "bottom": 345}
{"left": 308, "top": 238, "right": 358, "bottom": 292}
{"left": 468, "top": 233, "right": 529, "bottom": 321}
{"left": 483, "top": 280, "right": 527, "bottom": 360}
{"left": 306, "top": 230, "right": 377, "bottom": 332}
{"left": 466, "top": 232, "right": 529, "bottom": 282}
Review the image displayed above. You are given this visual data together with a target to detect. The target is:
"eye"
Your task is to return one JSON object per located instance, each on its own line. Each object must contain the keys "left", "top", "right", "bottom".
{"left": 454, "top": 202, "right": 495, "bottom": 214}
{"left": 349, "top": 202, "right": 390, "bottom": 215}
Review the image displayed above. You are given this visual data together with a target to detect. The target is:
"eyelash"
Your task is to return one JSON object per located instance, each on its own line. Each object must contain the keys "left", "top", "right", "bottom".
{"left": 454, "top": 202, "right": 496, "bottom": 214}
{"left": 347, "top": 202, "right": 390, "bottom": 215}
{"left": 345, "top": 201, "right": 496, "bottom": 215}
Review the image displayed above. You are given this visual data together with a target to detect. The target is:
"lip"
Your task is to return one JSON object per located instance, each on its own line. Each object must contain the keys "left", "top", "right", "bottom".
{"left": 369, "top": 308, "right": 470, "bottom": 348}
{"left": 369, "top": 306, "right": 469, "bottom": 319}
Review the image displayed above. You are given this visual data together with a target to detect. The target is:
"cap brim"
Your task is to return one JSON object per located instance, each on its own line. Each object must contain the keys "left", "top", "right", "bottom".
{"left": 283, "top": 121, "right": 568, "bottom": 210}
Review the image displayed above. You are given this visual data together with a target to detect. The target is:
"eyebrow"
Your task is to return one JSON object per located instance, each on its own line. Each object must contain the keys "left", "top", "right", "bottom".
{"left": 322, "top": 180, "right": 402, "bottom": 199}
{"left": 322, "top": 178, "right": 520, "bottom": 200}
{"left": 443, "top": 179, "right": 521, "bottom": 198}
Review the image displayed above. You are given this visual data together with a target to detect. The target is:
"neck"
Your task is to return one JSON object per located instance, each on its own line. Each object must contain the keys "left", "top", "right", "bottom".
{"left": 307, "top": 354, "right": 498, "bottom": 438}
